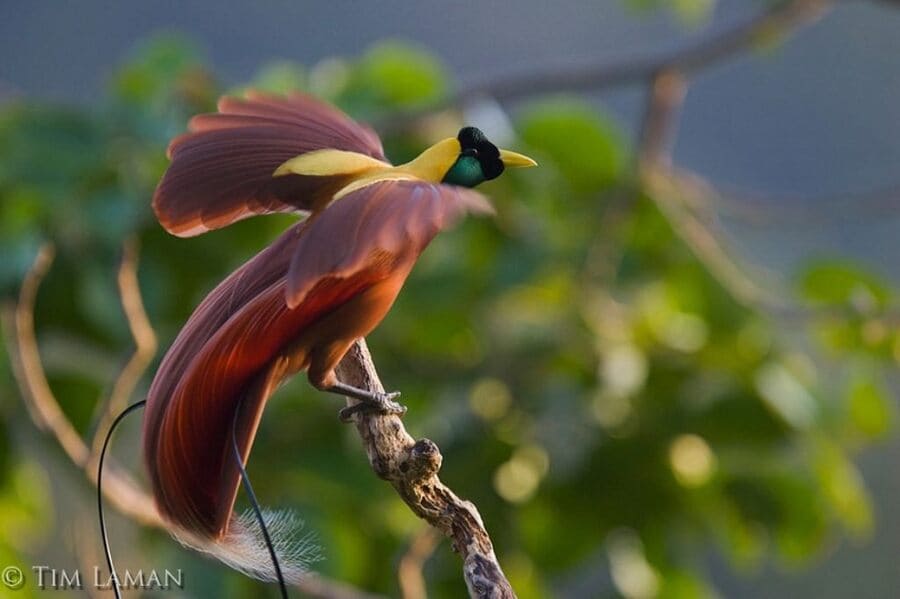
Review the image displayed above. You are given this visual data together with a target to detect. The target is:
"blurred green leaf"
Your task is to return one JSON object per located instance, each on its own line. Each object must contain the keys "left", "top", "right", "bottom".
{"left": 847, "top": 371, "right": 894, "bottom": 440}
{"left": 519, "top": 99, "right": 624, "bottom": 195}
{"left": 754, "top": 362, "right": 818, "bottom": 430}
{"left": 625, "top": 0, "right": 717, "bottom": 26}
{"left": 799, "top": 260, "right": 890, "bottom": 309}
{"left": 357, "top": 41, "right": 447, "bottom": 108}
{"left": 814, "top": 441, "right": 872, "bottom": 538}
{"left": 112, "top": 33, "right": 206, "bottom": 105}
{"left": 243, "top": 60, "right": 307, "bottom": 95}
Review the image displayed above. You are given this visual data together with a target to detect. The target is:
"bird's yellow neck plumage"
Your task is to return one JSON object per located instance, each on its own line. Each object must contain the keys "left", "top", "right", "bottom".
{"left": 273, "top": 138, "right": 462, "bottom": 200}
{"left": 394, "top": 137, "right": 461, "bottom": 181}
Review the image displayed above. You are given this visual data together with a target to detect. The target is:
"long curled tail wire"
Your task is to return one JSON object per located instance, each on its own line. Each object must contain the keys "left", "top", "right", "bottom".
{"left": 97, "top": 399, "right": 147, "bottom": 599}
{"left": 232, "top": 395, "right": 289, "bottom": 598}
{"left": 97, "top": 398, "right": 289, "bottom": 599}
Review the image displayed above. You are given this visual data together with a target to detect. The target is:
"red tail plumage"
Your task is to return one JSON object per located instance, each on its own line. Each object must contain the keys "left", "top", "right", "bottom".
{"left": 142, "top": 92, "right": 492, "bottom": 580}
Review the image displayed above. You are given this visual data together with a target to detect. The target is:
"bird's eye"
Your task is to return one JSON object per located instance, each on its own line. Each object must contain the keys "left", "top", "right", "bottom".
{"left": 462, "top": 148, "right": 478, "bottom": 158}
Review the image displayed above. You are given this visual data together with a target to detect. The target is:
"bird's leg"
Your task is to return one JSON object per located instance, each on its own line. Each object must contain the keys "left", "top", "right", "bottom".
{"left": 325, "top": 382, "right": 406, "bottom": 422}
{"left": 309, "top": 371, "right": 406, "bottom": 422}
{"left": 308, "top": 340, "right": 407, "bottom": 421}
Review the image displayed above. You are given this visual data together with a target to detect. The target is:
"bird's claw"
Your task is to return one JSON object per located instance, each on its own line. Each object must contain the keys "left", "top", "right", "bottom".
{"left": 339, "top": 391, "right": 406, "bottom": 422}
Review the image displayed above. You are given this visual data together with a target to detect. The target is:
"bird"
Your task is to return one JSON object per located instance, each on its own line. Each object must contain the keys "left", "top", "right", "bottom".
{"left": 141, "top": 90, "right": 536, "bottom": 583}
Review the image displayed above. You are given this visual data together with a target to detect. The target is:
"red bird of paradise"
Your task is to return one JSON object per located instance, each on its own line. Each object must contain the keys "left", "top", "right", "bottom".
{"left": 142, "top": 91, "right": 536, "bottom": 581}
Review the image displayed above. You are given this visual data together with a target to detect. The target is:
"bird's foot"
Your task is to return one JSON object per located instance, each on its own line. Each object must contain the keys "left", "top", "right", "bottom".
{"left": 339, "top": 390, "right": 406, "bottom": 422}
{"left": 324, "top": 381, "right": 406, "bottom": 422}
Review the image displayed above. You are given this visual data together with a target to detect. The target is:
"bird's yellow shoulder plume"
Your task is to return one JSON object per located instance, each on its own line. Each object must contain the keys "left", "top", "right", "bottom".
{"left": 274, "top": 126, "right": 537, "bottom": 201}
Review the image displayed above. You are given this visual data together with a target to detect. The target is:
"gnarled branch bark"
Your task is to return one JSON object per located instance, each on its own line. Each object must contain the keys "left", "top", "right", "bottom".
{"left": 336, "top": 341, "right": 516, "bottom": 599}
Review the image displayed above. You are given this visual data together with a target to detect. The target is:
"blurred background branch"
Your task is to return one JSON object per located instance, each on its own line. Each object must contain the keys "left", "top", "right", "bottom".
{"left": 386, "top": 0, "right": 872, "bottom": 323}
{"left": 636, "top": 68, "right": 795, "bottom": 314}
{"left": 88, "top": 238, "right": 157, "bottom": 459}
{"left": 398, "top": 528, "right": 440, "bottom": 599}
{"left": 1, "top": 244, "right": 161, "bottom": 527}
{"left": 382, "top": 0, "right": 832, "bottom": 131}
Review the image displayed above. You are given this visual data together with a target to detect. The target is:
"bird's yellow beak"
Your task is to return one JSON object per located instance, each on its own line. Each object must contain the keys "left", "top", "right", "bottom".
{"left": 499, "top": 149, "right": 537, "bottom": 168}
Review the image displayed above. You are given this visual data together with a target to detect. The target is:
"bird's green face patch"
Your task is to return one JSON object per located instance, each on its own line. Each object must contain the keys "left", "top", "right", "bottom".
{"left": 442, "top": 154, "right": 486, "bottom": 187}
{"left": 441, "top": 126, "right": 504, "bottom": 188}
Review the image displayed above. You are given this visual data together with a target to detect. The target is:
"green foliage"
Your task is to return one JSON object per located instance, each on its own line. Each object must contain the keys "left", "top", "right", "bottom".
{"left": 625, "top": 0, "right": 718, "bottom": 26}
{"left": 800, "top": 260, "right": 889, "bottom": 309}
{"left": 342, "top": 40, "right": 448, "bottom": 113}
{"left": 0, "top": 458, "right": 52, "bottom": 599}
{"left": 519, "top": 100, "right": 624, "bottom": 194}
{"left": 0, "top": 35, "right": 896, "bottom": 598}
{"left": 847, "top": 372, "right": 893, "bottom": 440}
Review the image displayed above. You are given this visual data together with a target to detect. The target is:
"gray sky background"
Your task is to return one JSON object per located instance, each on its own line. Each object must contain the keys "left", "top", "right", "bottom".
{"left": 3, "top": 1, "right": 900, "bottom": 597}
{"left": 3, "top": 0, "right": 900, "bottom": 281}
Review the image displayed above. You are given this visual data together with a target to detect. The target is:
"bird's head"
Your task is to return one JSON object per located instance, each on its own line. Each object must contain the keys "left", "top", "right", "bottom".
{"left": 440, "top": 127, "right": 537, "bottom": 188}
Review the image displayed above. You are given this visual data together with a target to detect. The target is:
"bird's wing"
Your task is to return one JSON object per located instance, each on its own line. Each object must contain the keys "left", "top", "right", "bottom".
{"left": 145, "top": 179, "right": 491, "bottom": 535}
{"left": 153, "top": 90, "right": 388, "bottom": 237}
{"left": 285, "top": 179, "right": 494, "bottom": 309}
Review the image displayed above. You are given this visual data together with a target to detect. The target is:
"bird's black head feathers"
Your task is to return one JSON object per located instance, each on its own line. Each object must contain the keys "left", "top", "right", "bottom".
{"left": 441, "top": 126, "right": 504, "bottom": 187}
{"left": 457, "top": 127, "right": 504, "bottom": 180}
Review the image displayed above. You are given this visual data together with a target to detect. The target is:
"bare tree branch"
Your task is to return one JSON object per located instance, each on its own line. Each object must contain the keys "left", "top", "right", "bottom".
{"left": 635, "top": 67, "right": 798, "bottom": 314}
{"left": 474, "top": 0, "right": 829, "bottom": 100}
{"left": 398, "top": 527, "right": 440, "bottom": 599}
{"left": 89, "top": 238, "right": 158, "bottom": 458}
{"left": 375, "top": 0, "right": 853, "bottom": 327}
{"left": 633, "top": 69, "right": 900, "bottom": 322}
{"left": 636, "top": 69, "right": 687, "bottom": 168}
{"left": 1, "top": 243, "right": 162, "bottom": 527}
{"left": 642, "top": 166, "right": 795, "bottom": 312}
{"left": 379, "top": 0, "right": 832, "bottom": 131}
{"left": 289, "top": 575, "right": 389, "bottom": 599}
{"left": 4, "top": 245, "right": 90, "bottom": 466}
{"left": 73, "top": 514, "right": 108, "bottom": 599}
{"left": 684, "top": 180, "right": 900, "bottom": 228}
{"left": 336, "top": 341, "right": 516, "bottom": 599}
